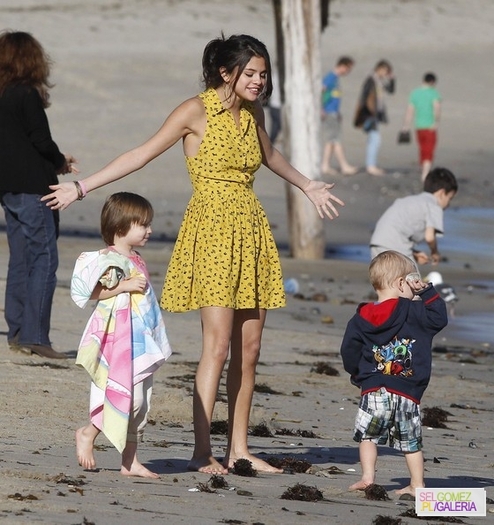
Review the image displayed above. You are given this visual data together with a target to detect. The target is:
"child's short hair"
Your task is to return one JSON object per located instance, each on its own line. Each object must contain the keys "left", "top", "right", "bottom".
{"left": 423, "top": 72, "right": 437, "bottom": 84}
{"left": 423, "top": 167, "right": 458, "bottom": 194}
{"left": 101, "top": 192, "right": 153, "bottom": 246}
{"left": 337, "top": 56, "right": 354, "bottom": 67}
{"left": 369, "top": 250, "right": 417, "bottom": 291}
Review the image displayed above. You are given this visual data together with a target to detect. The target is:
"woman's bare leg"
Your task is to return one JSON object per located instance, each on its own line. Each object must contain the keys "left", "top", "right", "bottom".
{"left": 223, "top": 308, "right": 282, "bottom": 473}
{"left": 188, "top": 306, "right": 233, "bottom": 474}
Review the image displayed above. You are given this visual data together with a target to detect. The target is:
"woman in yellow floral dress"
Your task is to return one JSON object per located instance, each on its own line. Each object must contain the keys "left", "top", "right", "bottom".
{"left": 44, "top": 34, "right": 344, "bottom": 475}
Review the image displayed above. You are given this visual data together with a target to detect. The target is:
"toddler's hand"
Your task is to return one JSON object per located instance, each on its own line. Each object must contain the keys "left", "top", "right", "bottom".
{"left": 406, "top": 273, "right": 429, "bottom": 294}
{"left": 121, "top": 275, "right": 147, "bottom": 293}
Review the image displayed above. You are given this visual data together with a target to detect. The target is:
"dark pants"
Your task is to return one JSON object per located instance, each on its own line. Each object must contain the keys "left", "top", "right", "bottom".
{"left": 1, "top": 192, "right": 59, "bottom": 346}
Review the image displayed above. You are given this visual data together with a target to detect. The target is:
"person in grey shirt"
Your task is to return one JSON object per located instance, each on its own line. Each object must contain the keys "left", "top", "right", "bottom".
{"left": 370, "top": 168, "right": 457, "bottom": 265}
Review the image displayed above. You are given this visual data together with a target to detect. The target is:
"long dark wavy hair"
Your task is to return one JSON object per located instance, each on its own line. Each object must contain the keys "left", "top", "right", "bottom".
{"left": 0, "top": 30, "right": 53, "bottom": 107}
{"left": 202, "top": 34, "right": 273, "bottom": 102}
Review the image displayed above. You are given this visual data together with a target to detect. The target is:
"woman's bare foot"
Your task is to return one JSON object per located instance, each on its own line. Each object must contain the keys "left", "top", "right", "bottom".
{"left": 187, "top": 455, "right": 229, "bottom": 475}
{"left": 349, "top": 479, "right": 373, "bottom": 491}
{"left": 225, "top": 453, "right": 283, "bottom": 474}
{"left": 75, "top": 426, "right": 98, "bottom": 470}
{"left": 121, "top": 460, "right": 160, "bottom": 479}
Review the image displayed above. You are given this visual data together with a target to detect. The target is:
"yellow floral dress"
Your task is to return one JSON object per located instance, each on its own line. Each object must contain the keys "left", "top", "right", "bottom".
{"left": 160, "top": 88, "right": 285, "bottom": 312}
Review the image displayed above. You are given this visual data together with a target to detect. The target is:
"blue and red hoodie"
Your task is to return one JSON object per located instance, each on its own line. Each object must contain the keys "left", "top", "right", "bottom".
{"left": 340, "top": 284, "right": 448, "bottom": 404}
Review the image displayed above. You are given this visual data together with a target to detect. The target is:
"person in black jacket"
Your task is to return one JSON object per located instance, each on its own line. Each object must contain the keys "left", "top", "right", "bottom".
{"left": 353, "top": 60, "right": 395, "bottom": 176}
{"left": 340, "top": 250, "right": 448, "bottom": 496}
{"left": 0, "top": 30, "right": 77, "bottom": 359}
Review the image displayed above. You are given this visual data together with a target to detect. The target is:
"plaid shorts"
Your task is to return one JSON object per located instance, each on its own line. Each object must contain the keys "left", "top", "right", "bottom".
{"left": 353, "top": 388, "right": 423, "bottom": 452}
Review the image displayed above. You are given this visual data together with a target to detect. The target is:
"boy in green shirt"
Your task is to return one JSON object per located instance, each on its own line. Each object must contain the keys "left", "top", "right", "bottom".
{"left": 402, "top": 73, "right": 441, "bottom": 181}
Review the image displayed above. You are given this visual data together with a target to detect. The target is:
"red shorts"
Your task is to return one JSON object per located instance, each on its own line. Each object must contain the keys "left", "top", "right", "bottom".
{"left": 416, "top": 129, "right": 437, "bottom": 163}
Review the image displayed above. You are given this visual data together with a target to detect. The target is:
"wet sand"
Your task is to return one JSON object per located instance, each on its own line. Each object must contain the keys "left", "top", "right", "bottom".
{"left": 0, "top": 1, "right": 493, "bottom": 523}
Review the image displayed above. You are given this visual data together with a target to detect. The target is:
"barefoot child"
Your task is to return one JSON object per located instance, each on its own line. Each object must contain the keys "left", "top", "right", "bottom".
{"left": 71, "top": 192, "right": 172, "bottom": 478}
{"left": 340, "top": 250, "right": 448, "bottom": 495}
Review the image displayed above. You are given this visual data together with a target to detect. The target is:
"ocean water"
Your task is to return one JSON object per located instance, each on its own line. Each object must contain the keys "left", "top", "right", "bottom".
{"left": 326, "top": 207, "right": 494, "bottom": 347}
{"left": 327, "top": 207, "right": 494, "bottom": 268}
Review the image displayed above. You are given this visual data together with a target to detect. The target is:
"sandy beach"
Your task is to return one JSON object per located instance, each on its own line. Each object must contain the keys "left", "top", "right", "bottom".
{"left": 0, "top": 1, "right": 493, "bottom": 524}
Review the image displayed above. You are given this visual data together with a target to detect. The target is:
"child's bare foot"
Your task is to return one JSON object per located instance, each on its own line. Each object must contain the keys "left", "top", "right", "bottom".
{"left": 396, "top": 484, "right": 420, "bottom": 497}
{"left": 187, "top": 455, "right": 228, "bottom": 475}
{"left": 225, "top": 453, "right": 283, "bottom": 474}
{"left": 349, "top": 479, "right": 373, "bottom": 491}
{"left": 75, "top": 426, "right": 97, "bottom": 470}
{"left": 121, "top": 460, "right": 160, "bottom": 479}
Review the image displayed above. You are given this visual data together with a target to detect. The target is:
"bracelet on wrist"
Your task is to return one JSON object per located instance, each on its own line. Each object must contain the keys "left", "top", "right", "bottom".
{"left": 74, "top": 180, "right": 85, "bottom": 200}
{"left": 78, "top": 179, "right": 87, "bottom": 197}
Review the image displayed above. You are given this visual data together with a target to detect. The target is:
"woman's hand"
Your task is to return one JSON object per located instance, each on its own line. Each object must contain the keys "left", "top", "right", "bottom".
{"left": 41, "top": 181, "right": 79, "bottom": 210}
{"left": 303, "top": 179, "right": 345, "bottom": 219}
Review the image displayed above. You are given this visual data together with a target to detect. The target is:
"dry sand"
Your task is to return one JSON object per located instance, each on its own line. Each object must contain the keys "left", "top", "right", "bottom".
{"left": 1, "top": 1, "right": 493, "bottom": 524}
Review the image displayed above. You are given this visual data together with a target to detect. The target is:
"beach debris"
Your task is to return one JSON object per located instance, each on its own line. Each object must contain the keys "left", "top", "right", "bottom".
{"left": 364, "top": 484, "right": 390, "bottom": 501}
{"left": 398, "top": 492, "right": 415, "bottom": 501}
{"left": 283, "top": 278, "right": 300, "bottom": 294}
{"left": 306, "top": 465, "right": 345, "bottom": 478}
{"left": 249, "top": 422, "right": 274, "bottom": 437}
{"left": 8, "top": 492, "right": 38, "bottom": 501}
{"left": 209, "top": 475, "right": 229, "bottom": 489}
{"left": 152, "top": 439, "right": 170, "bottom": 447}
{"left": 372, "top": 516, "right": 403, "bottom": 525}
{"left": 18, "top": 361, "right": 70, "bottom": 370}
{"left": 52, "top": 473, "right": 86, "bottom": 486}
{"left": 72, "top": 519, "right": 95, "bottom": 525}
{"left": 321, "top": 315, "right": 334, "bottom": 324}
{"left": 275, "top": 427, "right": 320, "bottom": 439}
{"left": 433, "top": 457, "right": 441, "bottom": 463}
{"left": 231, "top": 459, "right": 257, "bottom": 477}
{"left": 399, "top": 508, "right": 466, "bottom": 522}
{"left": 311, "top": 292, "right": 328, "bottom": 302}
{"left": 310, "top": 361, "right": 340, "bottom": 376}
{"left": 426, "top": 271, "right": 458, "bottom": 316}
{"left": 254, "top": 383, "right": 281, "bottom": 395}
{"left": 300, "top": 349, "right": 341, "bottom": 358}
{"left": 196, "top": 482, "right": 216, "bottom": 493}
{"left": 266, "top": 456, "right": 312, "bottom": 473}
{"left": 320, "top": 465, "right": 345, "bottom": 475}
{"left": 280, "top": 483, "right": 323, "bottom": 502}
{"left": 468, "top": 441, "right": 477, "bottom": 448}
{"left": 210, "top": 420, "right": 229, "bottom": 435}
{"left": 236, "top": 490, "right": 253, "bottom": 497}
{"left": 422, "top": 406, "right": 452, "bottom": 428}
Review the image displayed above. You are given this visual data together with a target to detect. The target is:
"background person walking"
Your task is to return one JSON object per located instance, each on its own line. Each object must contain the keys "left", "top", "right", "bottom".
{"left": 402, "top": 72, "right": 441, "bottom": 181}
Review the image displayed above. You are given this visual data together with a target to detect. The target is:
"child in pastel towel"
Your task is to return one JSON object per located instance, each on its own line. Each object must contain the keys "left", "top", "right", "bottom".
{"left": 71, "top": 192, "right": 172, "bottom": 478}
{"left": 340, "top": 250, "right": 448, "bottom": 496}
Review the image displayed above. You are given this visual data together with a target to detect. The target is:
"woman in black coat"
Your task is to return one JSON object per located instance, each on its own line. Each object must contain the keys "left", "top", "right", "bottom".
{"left": 0, "top": 30, "right": 77, "bottom": 358}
